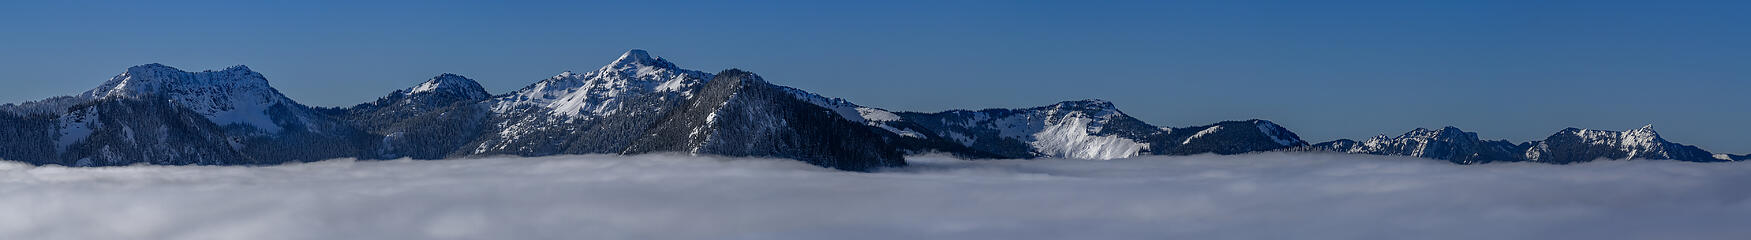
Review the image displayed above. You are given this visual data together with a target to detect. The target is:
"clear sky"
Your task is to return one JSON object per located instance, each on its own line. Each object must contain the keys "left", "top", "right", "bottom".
{"left": 2, "top": 0, "right": 1747, "bottom": 153}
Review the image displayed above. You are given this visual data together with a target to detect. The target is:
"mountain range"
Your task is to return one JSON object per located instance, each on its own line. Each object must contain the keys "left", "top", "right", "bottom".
{"left": 1, "top": 50, "right": 1742, "bottom": 171}
{"left": 1302, "top": 125, "right": 1745, "bottom": 163}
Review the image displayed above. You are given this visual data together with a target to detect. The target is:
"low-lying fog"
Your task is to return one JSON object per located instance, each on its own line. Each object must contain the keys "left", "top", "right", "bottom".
{"left": 3, "top": 153, "right": 1748, "bottom": 240}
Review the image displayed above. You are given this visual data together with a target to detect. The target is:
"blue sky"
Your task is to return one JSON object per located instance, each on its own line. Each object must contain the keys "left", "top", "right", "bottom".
{"left": 2, "top": 0, "right": 1747, "bottom": 152}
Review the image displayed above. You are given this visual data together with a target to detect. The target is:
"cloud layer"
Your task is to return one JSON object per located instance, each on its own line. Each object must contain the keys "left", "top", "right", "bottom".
{"left": 3, "top": 153, "right": 1749, "bottom": 240}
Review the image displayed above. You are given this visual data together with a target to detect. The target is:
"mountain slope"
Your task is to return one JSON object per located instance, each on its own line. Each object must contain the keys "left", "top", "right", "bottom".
{"left": 45, "top": 96, "right": 249, "bottom": 166}
{"left": 465, "top": 50, "right": 712, "bottom": 156}
{"left": 1308, "top": 127, "right": 1526, "bottom": 164}
{"left": 82, "top": 64, "right": 295, "bottom": 133}
{"left": 1154, "top": 119, "right": 1309, "bottom": 155}
{"left": 624, "top": 70, "right": 907, "bottom": 171}
{"left": 1, "top": 64, "right": 372, "bottom": 165}
{"left": 334, "top": 74, "right": 493, "bottom": 159}
{"left": 1524, "top": 125, "right": 1719, "bottom": 163}
{"left": 880, "top": 100, "right": 1306, "bottom": 159}
{"left": 888, "top": 100, "right": 1157, "bottom": 159}
{"left": 0, "top": 109, "right": 60, "bottom": 163}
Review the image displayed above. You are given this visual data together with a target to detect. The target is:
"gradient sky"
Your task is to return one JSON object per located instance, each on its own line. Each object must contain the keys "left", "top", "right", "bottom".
{"left": 2, "top": 0, "right": 1747, "bottom": 153}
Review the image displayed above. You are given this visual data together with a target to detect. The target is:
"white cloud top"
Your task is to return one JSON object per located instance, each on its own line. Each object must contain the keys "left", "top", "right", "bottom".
{"left": 2, "top": 153, "right": 1748, "bottom": 239}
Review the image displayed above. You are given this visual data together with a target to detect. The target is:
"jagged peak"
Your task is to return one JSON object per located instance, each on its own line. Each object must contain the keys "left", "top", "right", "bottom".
{"left": 222, "top": 65, "right": 253, "bottom": 72}
{"left": 90, "top": 63, "right": 276, "bottom": 100}
{"left": 603, "top": 49, "right": 676, "bottom": 70}
{"left": 1548, "top": 125, "right": 1664, "bottom": 144}
{"left": 1631, "top": 124, "right": 1657, "bottom": 132}
{"left": 619, "top": 49, "right": 653, "bottom": 62}
{"left": 82, "top": 63, "right": 291, "bottom": 133}
{"left": 1369, "top": 134, "right": 1393, "bottom": 141}
{"left": 1397, "top": 126, "right": 1479, "bottom": 141}
{"left": 1032, "top": 99, "right": 1125, "bottom": 120}
{"left": 1621, "top": 124, "right": 1664, "bottom": 143}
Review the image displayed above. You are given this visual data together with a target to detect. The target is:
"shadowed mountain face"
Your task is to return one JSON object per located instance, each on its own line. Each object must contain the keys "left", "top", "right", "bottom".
{"left": 331, "top": 73, "right": 493, "bottom": 160}
{"left": 0, "top": 49, "right": 1738, "bottom": 170}
{"left": 624, "top": 70, "right": 906, "bottom": 171}
{"left": 1309, "top": 127, "right": 1526, "bottom": 164}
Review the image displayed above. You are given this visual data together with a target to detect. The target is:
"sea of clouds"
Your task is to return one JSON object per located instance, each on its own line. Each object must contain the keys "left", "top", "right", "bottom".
{"left": 2, "top": 153, "right": 1749, "bottom": 240}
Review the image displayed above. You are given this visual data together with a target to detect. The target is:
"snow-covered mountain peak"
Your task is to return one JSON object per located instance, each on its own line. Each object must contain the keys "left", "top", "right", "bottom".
{"left": 1401, "top": 126, "right": 1476, "bottom": 140}
{"left": 126, "top": 63, "right": 179, "bottom": 72}
{"left": 613, "top": 49, "right": 655, "bottom": 63}
{"left": 1559, "top": 125, "right": 1663, "bottom": 145}
{"left": 1038, "top": 99, "right": 1124, "bottom": 120}
{"left": 1620, "top": 124, "right": 1664, "bottom": 147}
{"left": 83, "top": 63, "right": 293, "bottom": 133}
{"left": 1368, "top": 134, "right": 1393, "bottom": 142}
{"left": 491, "top": 49, "right": 712, "bottom": 118}
{"left": 1627, "top": 124, "right": 1658, "bottom": 135}
{"left": 407, "top": 73, "right": 489, "bottom": 100}
{"left": 602, "top": 49, "right": 677, "bottom": 70}
{"left": 93, "top": 63, "right": 275, "bottom": 98}
{"left": 1048, "top": 99, "right": 1116, "bottom": 110}
{"left": 1525, "top": 124, "right": 1715, "bottom": 163}
{"left": 221, "top": 65, "right": 253, "bottom": 73}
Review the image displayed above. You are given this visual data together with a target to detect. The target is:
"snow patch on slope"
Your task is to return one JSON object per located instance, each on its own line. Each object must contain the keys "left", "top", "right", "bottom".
{"left": 779, "top": 86, "right": 923, "bottom": 138}
{"left": 1030, "top": 117, "right": 1146, "bottom": 159}
{"left": 1254, "top": 120, "right": 1300, "bottom": 146}
{"left": 1184, "top": 126, "right": 1223, "bottom": 145}
{"left": 55, "top": 109, "right": 101, "bottom": 153}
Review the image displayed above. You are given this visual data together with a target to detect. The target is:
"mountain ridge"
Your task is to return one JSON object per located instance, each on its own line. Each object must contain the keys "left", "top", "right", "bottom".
{"left": 1, "top": 50, "right": 1741, "bottom": 170}
{"left": 1306, "top": 124, "right": 1729, "bottom": 163}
